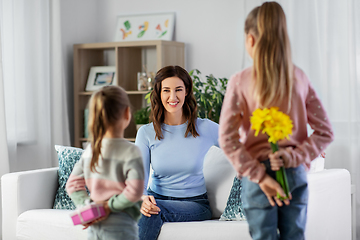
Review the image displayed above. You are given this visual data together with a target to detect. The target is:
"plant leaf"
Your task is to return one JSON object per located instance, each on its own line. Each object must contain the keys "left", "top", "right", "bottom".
{"left": 190, "top": 69, "right": 228, "bottom": 123}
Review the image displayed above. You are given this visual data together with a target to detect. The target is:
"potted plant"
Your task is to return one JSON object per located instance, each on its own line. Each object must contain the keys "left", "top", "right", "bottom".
{"left": 189, "top": 69, "right": 228, "bottom": 123}
{"left": 134, "top": 106, "right": 150, "bottom": 130}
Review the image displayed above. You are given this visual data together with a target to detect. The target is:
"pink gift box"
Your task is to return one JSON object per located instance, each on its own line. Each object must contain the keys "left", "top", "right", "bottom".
{"left": 70, "top": 203, "right": 106, "bottom": 225}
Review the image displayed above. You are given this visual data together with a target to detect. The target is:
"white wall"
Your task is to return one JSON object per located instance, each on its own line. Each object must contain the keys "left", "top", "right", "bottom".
{"left": 60, "top": 0, "right": 99, "bottom": 145}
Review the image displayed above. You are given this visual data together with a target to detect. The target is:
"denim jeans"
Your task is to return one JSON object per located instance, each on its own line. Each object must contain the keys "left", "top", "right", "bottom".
{"left": 88, "top": 211, "right": 139, "bottom": 240}
{"left": 138, "top": 189, "right": 212, "bottom": 240}
{"left": 242, "top": 160, "right": 308, "bottom": 240}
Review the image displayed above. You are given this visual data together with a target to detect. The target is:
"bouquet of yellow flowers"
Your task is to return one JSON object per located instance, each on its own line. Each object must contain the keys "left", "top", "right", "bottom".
{"left": 250, "top": 107, "right": 293, "bottom": 200}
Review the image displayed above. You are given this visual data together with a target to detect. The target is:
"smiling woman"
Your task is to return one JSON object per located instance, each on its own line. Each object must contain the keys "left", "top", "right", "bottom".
{"left": 135, "top": 65, "right": 219, "bottom": 240}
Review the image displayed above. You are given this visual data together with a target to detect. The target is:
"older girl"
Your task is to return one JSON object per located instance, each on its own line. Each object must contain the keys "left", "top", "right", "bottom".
{"left": 219, "top": 2, "right": 334, "bottom": 239}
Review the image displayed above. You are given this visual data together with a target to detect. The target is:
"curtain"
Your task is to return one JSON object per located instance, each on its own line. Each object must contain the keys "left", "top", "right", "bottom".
{"left": 0, "top": 0, "right": 70, "bottom": 173}
{"left": 0, "top": 14, "right": 10, "bottom": 239}
{"left": 240, "top": 0, "right": 360, "bottom": 238}
{"left": 284, "top": 2, "right": 360, "bottom": 238}
{"left": 0, "top": 0, "right": 70, "bottom": 236}
{"left": 50, "top": 0, "right": 71, "bottom": 166}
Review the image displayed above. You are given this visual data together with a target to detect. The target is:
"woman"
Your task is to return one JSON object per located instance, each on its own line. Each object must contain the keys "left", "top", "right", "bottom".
{"left": 135, "top": 65, "right": 219, "bottom": 240}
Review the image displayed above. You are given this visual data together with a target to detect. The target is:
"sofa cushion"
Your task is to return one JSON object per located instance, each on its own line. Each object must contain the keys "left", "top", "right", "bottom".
{"left": 203, "top": 146, "right": 236, "bottom": 219}
{"left": 53, "top": 145, "right": 84, "bottom": 210}
{"left": 17, "top": 209, "right": 87, "bottom": 240}
{"left": 158, "top": 220, "right": 251, "bottom": 240}
{"left": 219, "top": 176, "right": 246, "bottom": 221}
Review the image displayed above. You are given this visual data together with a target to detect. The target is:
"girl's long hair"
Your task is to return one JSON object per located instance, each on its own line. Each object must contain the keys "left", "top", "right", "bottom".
{"left": 245, "top": 2, "right": 293, "bottom": 111}
{"left": 150, "top": 65, "right": 199, "bottom": 140}
{"left": 88, "top": 85, "right": 130, "bottom": 172}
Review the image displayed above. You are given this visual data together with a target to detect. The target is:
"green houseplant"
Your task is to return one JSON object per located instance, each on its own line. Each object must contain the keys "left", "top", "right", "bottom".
{"left": 189, "top": 69, "right": 228, "bottom": 123}
{"left": 134, "top": 106, "right": 150, "bottom": 129}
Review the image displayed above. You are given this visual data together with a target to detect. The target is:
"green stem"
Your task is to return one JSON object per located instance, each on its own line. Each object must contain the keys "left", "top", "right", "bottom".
{"left": 270, "top": 142, "right": 290, "bottom": 200}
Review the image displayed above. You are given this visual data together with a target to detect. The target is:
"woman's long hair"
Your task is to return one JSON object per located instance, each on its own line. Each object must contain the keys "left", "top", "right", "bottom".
{"left": 245, "top": 2, "right": 293, "bottom": 111}
{"left": 150, "top": 65, "right": 199, "bottom": 140}
{"left": 88, "top": 85, "right": 130, "bottom": 172}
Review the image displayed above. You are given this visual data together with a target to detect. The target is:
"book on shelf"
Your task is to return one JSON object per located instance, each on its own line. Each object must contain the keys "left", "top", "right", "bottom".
{"left": 84, "top": 108, "right": 89, "bottom": 139}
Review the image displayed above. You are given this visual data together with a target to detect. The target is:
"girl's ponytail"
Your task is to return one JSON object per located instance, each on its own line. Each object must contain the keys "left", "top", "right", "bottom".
{"left": 88, "top": 91, "right": 107, "bottom": 172}
{"left": 87, "top": 86, "right": 130, "bottom": 172}
{"left": 251, "top": 2, "right": 293, "bottom": 111}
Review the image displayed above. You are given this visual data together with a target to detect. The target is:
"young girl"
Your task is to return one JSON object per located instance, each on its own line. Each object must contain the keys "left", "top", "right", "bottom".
{"left": 135, "top": 65, "right": 218, "bottom": 240}
{"left": 66, "top": 86, "right": 144, "bottom": 240}
{"left": 219, "top": 2, "right": 334, "bottom": 240}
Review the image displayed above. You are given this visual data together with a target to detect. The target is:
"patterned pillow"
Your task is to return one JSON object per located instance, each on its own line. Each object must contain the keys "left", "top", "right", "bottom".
{"left": 53, "top": 145, "right": 84, "bottom": 210}
{"left": 219, "top": 176, "right": 246, "bottom": 221}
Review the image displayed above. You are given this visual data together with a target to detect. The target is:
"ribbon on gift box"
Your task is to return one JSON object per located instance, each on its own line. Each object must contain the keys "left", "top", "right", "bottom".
{"left": 75, "top": 199, "right": 91, "bottom": 224}
{"left": 92, "top": 204, "right": 104, "bottom": 221}
{"left": 74, "top": 208, "right": 85, "bottom": 224}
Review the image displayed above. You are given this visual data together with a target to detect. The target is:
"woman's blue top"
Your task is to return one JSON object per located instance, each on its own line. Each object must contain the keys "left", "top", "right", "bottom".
{"left": 135, "top": 118, "right": 219, "bottom": 198}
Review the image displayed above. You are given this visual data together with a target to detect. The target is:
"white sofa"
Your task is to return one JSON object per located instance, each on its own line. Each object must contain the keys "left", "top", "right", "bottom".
{"left": 1, "top": 146, "right": 352, "bottom": 240}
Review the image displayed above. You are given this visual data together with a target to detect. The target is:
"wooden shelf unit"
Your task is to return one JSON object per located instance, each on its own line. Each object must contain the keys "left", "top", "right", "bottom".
{"left": 73, "top": 40, "right": 185, "bottom": 147}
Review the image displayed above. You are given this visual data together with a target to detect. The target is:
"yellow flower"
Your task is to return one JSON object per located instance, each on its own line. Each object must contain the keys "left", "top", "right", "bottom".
{"left": 250, "top": 107, "right": 293, "bottom": 143}
{"left": 250, "top": 108, "right": 271, "bottom": 136}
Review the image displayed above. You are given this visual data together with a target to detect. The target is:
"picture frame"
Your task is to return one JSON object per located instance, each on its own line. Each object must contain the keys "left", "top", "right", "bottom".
{"left": 85, "top": 66, "right": 117, "bottom": 91}
{"left": 114, "top": 12, "right": 175, "bottom": 42}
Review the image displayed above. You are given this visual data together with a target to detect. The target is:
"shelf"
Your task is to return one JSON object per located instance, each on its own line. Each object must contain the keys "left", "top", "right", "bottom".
{"left": 78, "top": 92, "right": 93, "bottom": 96}
{"left": 80, "top": 138, "right": 136, "bottom": 142}
{"left": 79, "top": 90, "right": 149, "bottom": 96}
{"left": 74, "top": 40, "right": 185, "bottom": 49}
{"left": 127, "top": 90, "right": 150, "bottom": 95}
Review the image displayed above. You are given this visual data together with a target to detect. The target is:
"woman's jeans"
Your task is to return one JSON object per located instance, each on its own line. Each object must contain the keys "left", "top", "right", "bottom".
{"left": 88, "top": 211, "right": 138, "bottom": 240}
{"left": 242, "top": 160, "right": 308, "bottom": 240}
{"left": 138, "top": 189, "right": 212, "bottom": 240}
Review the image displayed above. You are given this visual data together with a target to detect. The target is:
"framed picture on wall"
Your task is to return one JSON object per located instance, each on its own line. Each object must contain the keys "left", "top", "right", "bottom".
{"left": 85, "top": 66, "right": 117, "bottom": 91}
{"left": 114, "top": 12, "right": 175, "bottom": 42}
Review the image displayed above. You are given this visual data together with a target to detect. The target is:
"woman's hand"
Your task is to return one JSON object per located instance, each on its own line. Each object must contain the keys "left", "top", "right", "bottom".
{"left": 259, "top": 174, "right": 292, "bottom": 207}
{"left": 269, "top": 147, "right": 293, "bottom": 171}
{"left": 140, "top": 195, "right": 161, "bottom": 217}
{"left": 82, "top": 200, "right": 111, "bottom": 229}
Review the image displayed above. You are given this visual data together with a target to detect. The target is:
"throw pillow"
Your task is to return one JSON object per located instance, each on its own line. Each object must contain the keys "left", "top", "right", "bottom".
{"left": 219, "top": 176, "right": 246, "bottom": 221}
{"left": 53, "top": 145, "right": 84, "bottom": 210}
{"left": 203, "top": 146, "right": 236, "bottom": 219}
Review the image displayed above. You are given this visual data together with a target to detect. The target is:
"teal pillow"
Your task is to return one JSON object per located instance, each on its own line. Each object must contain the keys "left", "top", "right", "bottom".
{"left": 53, "top": 145, "right": 84, "bottom": 210}
{"left": 219, "top": 176, "right": 246, "bottom": 221}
